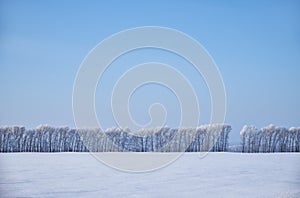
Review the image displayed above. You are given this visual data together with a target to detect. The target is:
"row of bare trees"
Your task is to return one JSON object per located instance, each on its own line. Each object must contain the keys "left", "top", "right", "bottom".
{"left": 0, "top": 124, "right": 231, "bottom": 152}
{"left": 240, "top": 125, "right": 300, "bottom": 153}
{"left": 2, "top": 124, "right": 299, "bottom": 153}
{"left": 0, "top": 126, "right": 86, "bottom": 152}
{"left": 105, "top": 124, "right": 231, "bottom": 152}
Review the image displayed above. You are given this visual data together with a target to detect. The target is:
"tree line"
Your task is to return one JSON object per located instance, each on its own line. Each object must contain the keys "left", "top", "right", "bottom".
{"left": 1, "top": 124, "right": 299, "bottom": 153}
{"left": 0, "top": 124, "right": 231, "bottom": 152}
{"left": 240, "top": 125, "right": 300, "bottom": 153}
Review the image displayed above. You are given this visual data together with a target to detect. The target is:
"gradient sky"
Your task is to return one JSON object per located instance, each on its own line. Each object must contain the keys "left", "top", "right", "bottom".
{"left": 1, "top": 0, "right": 300, "bottom": 142}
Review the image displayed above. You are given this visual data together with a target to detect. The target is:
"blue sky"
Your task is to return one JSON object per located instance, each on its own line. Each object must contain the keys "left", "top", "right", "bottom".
{"left": 0, "top": 0, "right": 299, "bottom": 142}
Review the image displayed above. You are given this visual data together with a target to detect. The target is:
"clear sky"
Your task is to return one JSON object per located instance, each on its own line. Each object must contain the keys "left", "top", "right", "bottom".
{"left": 1, "top": 0, "right": 300, "bottom": 142}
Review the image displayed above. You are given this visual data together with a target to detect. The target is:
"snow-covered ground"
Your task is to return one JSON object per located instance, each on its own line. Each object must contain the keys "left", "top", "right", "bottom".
{"left": 0, "top": 153, "right": 299, "bottom": 198}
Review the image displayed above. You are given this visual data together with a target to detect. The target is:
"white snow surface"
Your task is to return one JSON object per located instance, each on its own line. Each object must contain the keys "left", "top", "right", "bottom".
{"left": 0, "top": 152, "right": 299, "bottom": 198}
